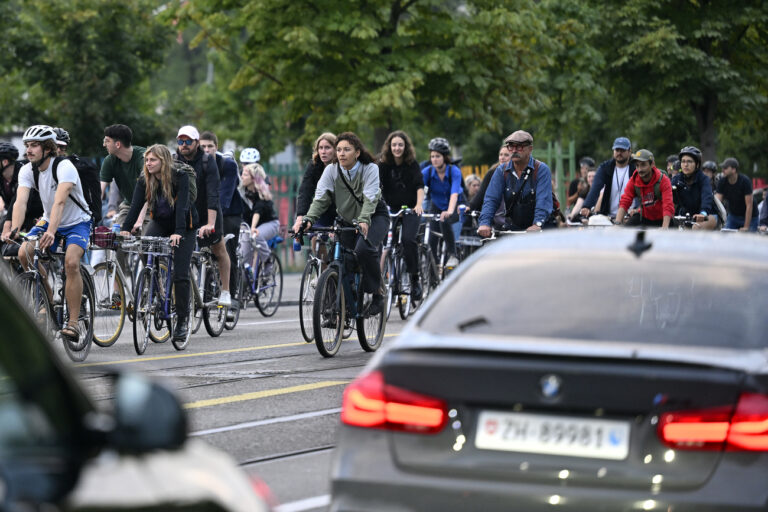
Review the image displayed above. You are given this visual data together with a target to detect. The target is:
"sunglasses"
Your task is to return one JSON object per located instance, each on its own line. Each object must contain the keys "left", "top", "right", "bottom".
{"left": 177, "top": 139, "right": 195, "bottom": 146}
{"left": 505, "top": 142, "right": 531, "bottom": 150}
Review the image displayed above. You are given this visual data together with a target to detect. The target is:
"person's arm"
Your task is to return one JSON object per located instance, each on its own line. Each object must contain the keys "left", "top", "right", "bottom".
{"left": 304, "top": 165, "right": 335, "bottom": 224}
{"left": 660, "top": 176, "right": 674, "bottom": 228}
{"left": 42, "top": 181, "right": 74, "bottom": 249}
{"left": 121, "top": 180, "right": 147, "bottom": 234}
{"left": 694, "top": 175, "right": 714, "bottom": 222}
{"left": 174, "top": 171, "right": 190, "bottom": 236}
{"left": 10, "top": 186, "right": 29, "bottom": 235}
{"left": 470, "top": 170, "right": 494, "bottom": 212}
{"left": 741, "top": 193, "right": 753, "bottom": 231}
{"left": 478, "top": 169, "right": 504, "bottom": 236}
{"left": 414, "top": 188, "right": 425, "bottom": 215}
{"left": 357, "top": 163, "right": 382, "bottom": 232}
{"left": 582, "top": 166, "right": 607, "bottom": 213}
{"left": 219, "top": 159, "right": 238, "bottom": 210}
{"left": 532, "top": 164, "right": 553, "bottom": 227}
{"left": 615, "top": 207, "right": 627, "bottom": 224}
{"left": 205, "top": 155, "right": 221, "bottom": 212}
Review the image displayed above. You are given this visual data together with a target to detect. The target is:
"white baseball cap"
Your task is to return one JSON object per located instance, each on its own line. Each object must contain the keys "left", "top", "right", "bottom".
{"left": 177, "top": 125, "right": 200, "bottom": 140}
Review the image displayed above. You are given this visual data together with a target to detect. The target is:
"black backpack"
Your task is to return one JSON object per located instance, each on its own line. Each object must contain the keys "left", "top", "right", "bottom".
{"left": 33, "top": 155, "right": 103, "bottom": 224}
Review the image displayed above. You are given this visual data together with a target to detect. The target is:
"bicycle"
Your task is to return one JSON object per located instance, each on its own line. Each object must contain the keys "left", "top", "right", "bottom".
{"left": 129, "top": 236, "right": 192, "bottom": 354}
{"left": 90, "top": 229, "right": 138, "bottom": 347}
{"left": 12, "top": 234, "right": 95, "bottom": 362}
{"left": 382, "top": 208, "right": 420, "bottom": 320}
{"left": 293, "top": 230, "right": 330, "bottom": 342}
{"left": 190, "top": 239, "right": 229, "bottom": 338}
{"left": 302, "top": 219, "right": 386, "bottom": 358}
{"left": 416, "top": 213, "right": 443, "bottom": 302}
{"left": 240, "top": 234, "right": 284, "bottom": 317}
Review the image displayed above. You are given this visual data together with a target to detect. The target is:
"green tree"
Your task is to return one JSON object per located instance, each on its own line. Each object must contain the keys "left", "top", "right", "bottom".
{"left": 1, "top": 0, "right": 172, "bottom": 155}
{"left": 170, "top": 0, "right": 549, "bottom": 152}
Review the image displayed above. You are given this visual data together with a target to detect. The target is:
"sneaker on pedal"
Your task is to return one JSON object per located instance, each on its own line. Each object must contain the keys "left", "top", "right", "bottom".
{"left": 410, "top": 275, "right": 423, "bottom": 301}
{"left": 367, "top": 294, "right": 384, "bottom": 317}
{"left": 218, "top": 290, "right": 232, "bottom": 307}
{"left": 445, "top": 256, "right": 459, "bottom": 268}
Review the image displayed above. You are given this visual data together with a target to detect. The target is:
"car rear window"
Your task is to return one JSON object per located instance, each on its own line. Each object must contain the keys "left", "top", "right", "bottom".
{"left": 419, "top": 252, "right": 768, "bottom": 349}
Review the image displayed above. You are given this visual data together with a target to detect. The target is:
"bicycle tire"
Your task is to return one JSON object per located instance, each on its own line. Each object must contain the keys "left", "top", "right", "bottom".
{"left": 357, "top": 291, "right": 385, "bottom": 352}
{"left": 203, "top": 268, "right": 226, "bottom": 337}
{"left": 172, "top": 277, "right": 194, "bottom": 351}
{"left": 15, "top": 271, "right": 54, "bottom": 338}
{"left": 62, "top": 267, "right": 95, "bottom": 362}
{"left": 299, "top": 259, "right": 319, "bottom": 342}
{"left": 190, "top": 260, "right": 204, "bottom": 335}
{"left": 396, "top": 254, "right": 411, "bottom": 320}
{"left": 133, "top": 267, "right": 153, "bottom": 355}
{"left": 312, "top": 267, "right": 345, "bottom": 357}
{"left": 91, "top": 261, "right": 126, "bottom": 347}
{"left": 224, "top": 262, "right": 245, "bottom": 330}
{"left": 149, "top": 262, "right": 171, "bottom": 343}
{"left": 256, "top": 253, "right": 283, "bottom": 317}
{"left": 382, "top": 250, "right": 394, "bottom": 321}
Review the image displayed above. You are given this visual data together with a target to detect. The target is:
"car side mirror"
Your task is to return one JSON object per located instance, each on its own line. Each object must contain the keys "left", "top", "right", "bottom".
{"left": 108, "top": 372, "right": 187, "bottom": 453}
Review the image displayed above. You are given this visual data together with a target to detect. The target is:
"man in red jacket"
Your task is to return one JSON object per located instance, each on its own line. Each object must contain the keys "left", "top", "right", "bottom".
{"left": 615, "top": 149, "right": 673, "bottom": 228}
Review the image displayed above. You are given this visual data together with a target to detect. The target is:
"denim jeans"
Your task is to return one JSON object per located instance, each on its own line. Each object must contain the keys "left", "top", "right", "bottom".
{"left": 725, "top": 214, "right": 758, "bottom": 231}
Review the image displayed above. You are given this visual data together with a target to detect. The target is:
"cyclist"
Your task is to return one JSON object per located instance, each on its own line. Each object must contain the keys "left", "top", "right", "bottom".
{"left": 176, "top": 125, "right": 231, "bottom": 306}
{"left": 302, "top": 132, "right": 389, "bottom": 317}
{"left": 716, "top": 157, "right": 758, "bottom": 232}
{"left": 292, "top": 133, "right": 337, "bottom": 234}
{"left": 53, "top": 127, "right": 70, "bottom": 157}
{"left": 239, "top": 163, "right": 280, "bottom": 273}
{"left": 100, "top": 124, "right": 146, "bottom": 229}
{"left": 1, "top": 142, "right": 44, "bottom": 252}
{"left": 119, "top": 144, "right": 198, "bottom": 342}
{"left": 701, "top": 160, "right": 718, "bottom": 190}
{"left": 580, "top": 137, "right": 636, "bottom": 220}
{"left": 11, "top": 125, "right": 93, "bottom": 343}
{"left": 378, "top": 130, "right": 424, "bottom": 301}
{"left": 422, "top": 137, "right": 461, "bottom": 268}
{"left": 614, "top": 149, "right": 673, "bottom": 228}
{"left": 671, "top": 146, "right": 716, "bottom": 230}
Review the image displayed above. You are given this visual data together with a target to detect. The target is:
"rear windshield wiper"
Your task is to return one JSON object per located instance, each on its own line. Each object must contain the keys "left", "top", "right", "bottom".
{"left": 457, "top": 316, "right": 489, "bottom": 332}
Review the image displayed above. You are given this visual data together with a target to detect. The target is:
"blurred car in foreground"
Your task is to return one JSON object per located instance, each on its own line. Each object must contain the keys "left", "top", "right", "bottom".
{"left": 0, "top": 265, "right": 272, "bottom": 511}
{"left": 331, "top": 229, "right": 768, "bottom": 511}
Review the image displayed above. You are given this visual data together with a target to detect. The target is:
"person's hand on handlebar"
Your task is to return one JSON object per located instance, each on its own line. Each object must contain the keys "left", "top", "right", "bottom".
{"left": 39, "top": 230, "right": 56, "bottom": 251}
{"left": 477, "top": 225, "right": 491, "bottom": 238}
{"left": 414, "top": 205, "right": 423, "bottom": 216}
{"left": 170, "top": 234, "right": 181, "bottom": 247}
{"left": 292, "top": 216, "right": 304, "bottom": 235}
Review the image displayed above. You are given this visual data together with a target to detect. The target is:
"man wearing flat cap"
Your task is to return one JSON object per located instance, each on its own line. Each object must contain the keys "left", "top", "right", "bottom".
{"left": 580, "top": 136, "right": 636, "bottom": 219}
{"left": 478, "top": 130, "right": 554, "bottom": 235}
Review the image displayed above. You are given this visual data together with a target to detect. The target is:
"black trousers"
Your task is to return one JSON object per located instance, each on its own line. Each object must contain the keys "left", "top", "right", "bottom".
{"left": 339, "top": 201, "right": 389, "bottom": 295}
{"left": 397, "top": 212, "right": 420, "bottom": 276}
{"left": 223, "top": 214, "right": 241, "bottom": 295}
{"left": 428, "top": 204, "right": 458, "bottom": 259}
{"left": 144, "top": 221, "right": 195, "bottom": 320}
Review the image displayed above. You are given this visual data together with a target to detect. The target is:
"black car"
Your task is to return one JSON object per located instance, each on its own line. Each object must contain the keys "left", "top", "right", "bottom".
{"left": 331, "top": 230, "right": 768, "bottom": 511}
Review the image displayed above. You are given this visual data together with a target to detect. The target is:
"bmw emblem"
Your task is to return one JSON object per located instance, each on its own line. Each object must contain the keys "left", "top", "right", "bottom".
{"left": 540, "top": 374, "right": 562, "bottom": 399}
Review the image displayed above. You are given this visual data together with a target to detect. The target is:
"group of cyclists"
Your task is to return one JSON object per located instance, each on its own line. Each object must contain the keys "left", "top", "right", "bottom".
{"left": 0, "top": 123, "right": 764, "bottom": 358}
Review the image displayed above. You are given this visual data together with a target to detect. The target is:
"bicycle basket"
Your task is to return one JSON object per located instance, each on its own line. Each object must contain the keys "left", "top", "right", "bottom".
{"left": 93, "top": 226, "right": 116, "bottom": 249}
{"left": 139, "top": 237, "right": 173, "bottom": 255}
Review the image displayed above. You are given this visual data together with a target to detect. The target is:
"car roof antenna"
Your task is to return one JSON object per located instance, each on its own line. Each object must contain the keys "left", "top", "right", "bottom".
{"left": 628, "top": 230, "right": 652, "bottom": 258}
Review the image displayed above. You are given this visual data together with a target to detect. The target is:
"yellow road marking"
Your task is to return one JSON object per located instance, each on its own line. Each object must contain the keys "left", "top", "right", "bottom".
{"left": 75, "top": 332, "right": 401, "bottom": 368}
{"left": 183, "top": 380, "right": 349, "bottom": 410}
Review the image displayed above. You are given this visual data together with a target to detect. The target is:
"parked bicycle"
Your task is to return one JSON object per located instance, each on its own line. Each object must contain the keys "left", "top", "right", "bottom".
{"left": 299, "top": 219, "right": 386, "bottom": 358}
{"left": 12, "top": 234, "right": 95, "bottom": 362}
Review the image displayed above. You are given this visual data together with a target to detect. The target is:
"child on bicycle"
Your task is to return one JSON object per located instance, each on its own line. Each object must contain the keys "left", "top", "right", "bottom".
{"left": 301, "top": 132, "right": 389, "bottom": 317}
{"left": 119, "top": 144, "right": 199, "bottom": 342}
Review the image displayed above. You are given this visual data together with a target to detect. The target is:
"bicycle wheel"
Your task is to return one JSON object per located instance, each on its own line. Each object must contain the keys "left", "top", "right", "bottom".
{"left": 418, "top": 247, "right": 438, "bottom": 303}
{"left": 15, "top": 271, "right": 54, "bottom": 338}
{"left": 172, "top": 278, "right": 195, "bottom": 351}
{"left": 224, "top": 265, "right": 245, "bottom": 330}
{"left": 312, "top": 267, "right": 345, "bottom": 357}
{"left": 133, "top": 267, "right": 153, "bottom": 355}
{"left": 299, "top": 259, "right": 320, "bottom": 342}
{"left": 62, "top": 268, "right": 95, "bottom": 363}
{"left": 396, "top": 254, "right": 411, "bottom": 320}
{"left": 190, "top": 260, "right": 204, "bottom": 335}
{"left": 357, "top": 291, "right": 385, "bottom": 352}
{"left": 148, "top": 262, "right": 171, "bottom": 343}
{"left": 381, "top": 250, "right": 394, "bottom": 321}
{"left": 91, "top": 261, "right": 126, "bottom": 347}
{"left": 256, "top": 253, "right": 283, "bottom": 317}
{"left": 203, "top": 269, "right": 226, "bottom": 337}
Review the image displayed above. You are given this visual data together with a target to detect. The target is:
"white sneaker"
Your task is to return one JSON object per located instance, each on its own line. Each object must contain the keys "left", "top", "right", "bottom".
{"left": 218, "top": 290, "right": 232, "bottom": 307}
{"left": 445, "top": 256, "right": 459, "bottom": 268}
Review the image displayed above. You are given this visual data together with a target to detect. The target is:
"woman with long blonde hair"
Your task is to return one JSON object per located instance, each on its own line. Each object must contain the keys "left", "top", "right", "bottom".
{"left": 238, "top": 163, "right": 280, "bottom": 270}
{"left": 120, "top": 144, "right": 199, "bottom": 342}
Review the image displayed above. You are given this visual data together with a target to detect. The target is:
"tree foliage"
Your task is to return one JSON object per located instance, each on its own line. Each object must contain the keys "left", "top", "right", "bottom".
{"left": 0, "top": 0, "right": 171, "bottom": 155}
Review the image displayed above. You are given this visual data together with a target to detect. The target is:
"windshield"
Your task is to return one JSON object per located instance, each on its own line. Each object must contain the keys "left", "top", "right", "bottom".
{"left": 420, "top": 252, "right": 768, "bottom": 349}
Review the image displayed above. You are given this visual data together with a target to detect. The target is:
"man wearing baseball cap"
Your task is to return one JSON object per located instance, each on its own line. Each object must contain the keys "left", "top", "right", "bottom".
{"left": 177, "top": 124, "right": 232, "bottom": 306}
{"left": 615, "top": 149, "right": 673, "bottom": 228}
{"left": 580, "top": 136, "right": 636, "bottom": 219}
{"left": 478, "top": 129, "right": 555, "bottom": 235}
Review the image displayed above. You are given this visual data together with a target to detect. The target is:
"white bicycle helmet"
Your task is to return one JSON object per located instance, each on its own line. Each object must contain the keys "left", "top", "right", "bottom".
{"left": 23, "top": 125, "right": 58, "bottom": 143}
{"left": 240, "top": 147, "right": 260, "bottom": 163}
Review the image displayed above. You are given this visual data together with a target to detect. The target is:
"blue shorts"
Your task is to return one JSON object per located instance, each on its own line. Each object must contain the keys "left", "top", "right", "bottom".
{"left": 28, "top": 220, "right": 92, "bottom": 252}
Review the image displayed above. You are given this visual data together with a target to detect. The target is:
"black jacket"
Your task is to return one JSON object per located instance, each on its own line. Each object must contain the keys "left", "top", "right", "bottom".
{"left": 123, "top": 169, "right": 199, "bottom": 236}
{"left": 178, "top": 148, "right": 220, "bottom": 222}
{"left": 296, "top": 159, "right": 327, "bottom": 216}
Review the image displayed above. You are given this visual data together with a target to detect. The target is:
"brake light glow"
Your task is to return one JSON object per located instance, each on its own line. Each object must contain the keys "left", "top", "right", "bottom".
{"left": 658, "top": 393, "right": 768, "bottom": 451}
{"left": 341, "top": 371, "right": 447, "bottom": 433}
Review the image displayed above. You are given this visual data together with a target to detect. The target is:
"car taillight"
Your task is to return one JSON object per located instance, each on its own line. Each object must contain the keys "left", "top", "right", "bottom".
{"left": 658, "top": 393, "right": 768, "bottom": 451}
{"left": 341, "top": 370, "right": 447, "bottom": 434}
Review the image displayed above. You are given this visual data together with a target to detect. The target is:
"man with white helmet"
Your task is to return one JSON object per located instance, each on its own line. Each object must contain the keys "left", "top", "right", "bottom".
{"left": 11, "top": 125, "right": 93, "bottom": 343}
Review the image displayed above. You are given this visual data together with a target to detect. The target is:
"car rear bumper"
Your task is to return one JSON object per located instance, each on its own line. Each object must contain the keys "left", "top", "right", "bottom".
{"left": 330, "top": 427, "right": 768, "bottom": 512}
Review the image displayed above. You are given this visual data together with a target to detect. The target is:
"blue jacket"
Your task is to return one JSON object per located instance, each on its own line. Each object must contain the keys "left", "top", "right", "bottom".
{"left": 216, "top": 153, "right": 243, "bottom": 216}
{"left": 671, "top": 170, "right": 713, "bottom": 216}
{"left": 479, "top": 157, "right": 553, "bottom": 227}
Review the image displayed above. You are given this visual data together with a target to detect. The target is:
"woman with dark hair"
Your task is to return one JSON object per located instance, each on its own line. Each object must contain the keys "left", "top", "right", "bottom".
{"left": 378, "top": 130, "right": 423, "bottom": 300}
{"left": 303, "top": 132, "right": 389, "bottom": 316}
{"left": 120, "top": 144, "right": 199, "bottom": 342}
{"left": 292, "top": 132, "right": 337, "bottom": 234}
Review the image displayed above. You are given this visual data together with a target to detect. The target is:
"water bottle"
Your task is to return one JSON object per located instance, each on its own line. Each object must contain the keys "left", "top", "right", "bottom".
{"left": 112, "top": 223, "right": 121, "bottom": 234}
{"left": 293, "top": 236, "right": 302, "bottom": 252}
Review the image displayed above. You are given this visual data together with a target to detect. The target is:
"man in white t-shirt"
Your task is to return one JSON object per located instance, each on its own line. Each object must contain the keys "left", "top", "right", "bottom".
{"left": 11, "top": 125, "right": 92, "bottom": 343}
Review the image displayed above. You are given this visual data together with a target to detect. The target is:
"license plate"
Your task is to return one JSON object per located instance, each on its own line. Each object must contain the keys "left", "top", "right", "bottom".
{"left": 475, "top": 411, "right": 630, "bottom": 460}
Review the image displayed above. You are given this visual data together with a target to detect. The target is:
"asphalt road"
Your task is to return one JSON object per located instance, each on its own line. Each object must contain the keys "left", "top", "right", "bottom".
{"left": 68, "top": 272, "right": 409, "bottom": 511}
